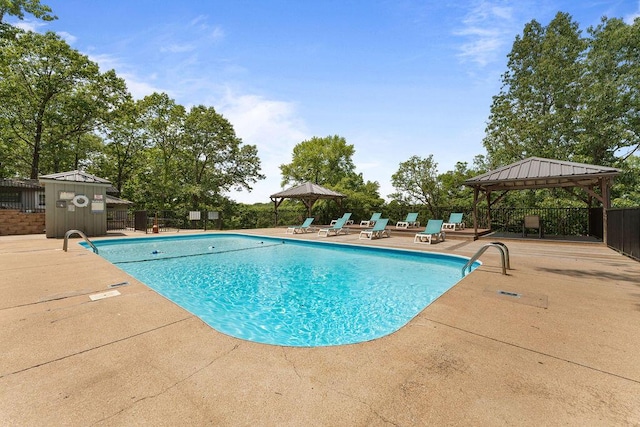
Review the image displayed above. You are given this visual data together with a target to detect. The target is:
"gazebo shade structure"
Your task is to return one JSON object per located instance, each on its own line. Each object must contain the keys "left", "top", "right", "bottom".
{"left": 270, "top": 182, "right": 346, "bottom": 225}
{"left": 463, "top": 157, "right": 620, "bottom": 243}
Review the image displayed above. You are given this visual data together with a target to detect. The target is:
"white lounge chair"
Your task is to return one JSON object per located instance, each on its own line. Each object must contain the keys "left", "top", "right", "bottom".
{"left": 330, "top": 212, "right": 352, "bottom": 226}
{"left": 318, "top": 217, "right": 350, "bottom": 237}
{"left": 414, "top": 219, "right": 445, "bottom": 244}
{"left": 286, "top": 217, "right": 316, "bottom": 234}
{"left": 442, "top": 213, "right": 465, "bottom": 231}
{"left": 360, "top": 212, "right": 381, "bottom": 227}
{"left": 396, "top": 212, "right": 420, "bottom": 229}
{"left": 359, "top": 218, "right": 390, "bottom": 240}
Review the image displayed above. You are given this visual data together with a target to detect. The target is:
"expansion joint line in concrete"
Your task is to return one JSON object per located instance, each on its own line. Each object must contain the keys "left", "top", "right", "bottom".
{"left": 90, "top": 343, "right": 241, "bottom": 426}
{"left": 1, "top": 290, "right": 102, "bottom": 311}
{"left": 425, "top": 318, "right": 640, "bottom": 385}
{"left": 0, "top": 316, "right": 192, "bottom": 379}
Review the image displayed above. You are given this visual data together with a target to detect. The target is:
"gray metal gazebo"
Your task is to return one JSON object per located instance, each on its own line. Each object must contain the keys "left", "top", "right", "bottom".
{"left": 270, "top": 182, "right": 346, "bottom": 226}
{"left": 463, "top": 157, "right": 620, "bottom": 243}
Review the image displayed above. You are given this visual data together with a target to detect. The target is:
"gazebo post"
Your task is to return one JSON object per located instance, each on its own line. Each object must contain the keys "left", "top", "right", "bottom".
{"left": 601, "top": 177, "right": 611, "bottom": 245}
{"left": 486, "top": 190, "right": 492, "bottom": 234}
{"left": 273, "top": 199, "right": 278, "bottom": 227}
{"left": 472, "top": 187, "right": 479, "bottom": 240}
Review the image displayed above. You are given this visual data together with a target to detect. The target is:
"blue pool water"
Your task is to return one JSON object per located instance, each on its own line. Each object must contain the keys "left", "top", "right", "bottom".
{"left": 87, "top": 234, "right": 479, "bottom": 347}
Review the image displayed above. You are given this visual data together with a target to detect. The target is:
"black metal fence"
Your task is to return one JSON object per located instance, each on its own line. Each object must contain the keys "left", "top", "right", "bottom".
{"left": 0, "top": 185, "right": 45, "bottom": 213}
{"left": 607, "top": 208, "right": 640, "bottom": 261}
{"left": 106, "top": 210, "right": 131, "bottom": 231}
{"left": 115, "top": 211, "right": 224, "bottom": 233}
{"left": 476, "top": 207, "right": 595, "bottom": 236}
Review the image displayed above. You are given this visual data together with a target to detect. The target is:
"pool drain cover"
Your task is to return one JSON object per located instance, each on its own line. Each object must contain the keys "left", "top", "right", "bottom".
{"left": 483, "top": 287, "right": 548, "bottom": 308}
{"left": 108, "top": 281, "right": 129, "bottom": 288}
{"left": 498, "top": 290, "right": 521, "bottom": 298}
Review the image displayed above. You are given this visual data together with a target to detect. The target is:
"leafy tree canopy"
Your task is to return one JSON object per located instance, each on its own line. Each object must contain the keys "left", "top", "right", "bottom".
{"left": 0, "top": 0, "right": 56, "bottom": 37}
{"left": 279, "top": 135, "right": 383, "bottom": 222}
{"left": 0, "top": 30, "right": 128, "bottom": 178}
{"left": 390, "top": 155, "right": 442, "bottom": 216}
{"left": 483, "top": 12, "right": 639, "bottom": 171}
{"left": 279, "top": 135, "right": 356, "bottom": 187}
{"left": 0, "top": 0, "right": 56, "bottom": 22}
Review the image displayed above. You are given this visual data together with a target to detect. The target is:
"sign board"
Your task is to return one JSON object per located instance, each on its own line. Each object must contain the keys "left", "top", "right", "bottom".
{"left": 91, "top": 201, "right": 105, "bottom": 213}
{"left": 208, "top": 211, "right": 219, "bottom": 220}
{"left": 189, "top": 211, "right": 201, "bottom": 220}
{"left": 59, "top": 191, "right": 75, "bottom": 200}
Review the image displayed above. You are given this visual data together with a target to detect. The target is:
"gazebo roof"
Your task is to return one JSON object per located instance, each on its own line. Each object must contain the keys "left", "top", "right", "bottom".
{"left": 270, "top": 182, "right": 346, "bottom": 199}
{"left": 464, "top": 157, "right": 620, "bottom": 191}
{"left": 270, "top": 182, "right": 346, "bottom": 223}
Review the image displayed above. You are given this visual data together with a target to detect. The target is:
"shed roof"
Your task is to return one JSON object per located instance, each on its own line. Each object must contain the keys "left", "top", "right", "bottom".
{"left": 0, "top": 178, "right": 43, "bottom": 190}
{"left": 39, "top": 170, "right": 112, "bottom": 185}
{"left": 106, "top": 195, "right": 133, "bottom": 206}
{"left": 464, "top": 157, "right": 620, "bottom": 191}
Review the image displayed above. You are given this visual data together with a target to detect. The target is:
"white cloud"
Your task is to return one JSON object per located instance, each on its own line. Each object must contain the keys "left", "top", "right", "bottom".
{"left": 217, "top": 90, "right": 309, "bottom": 202}
{"left": 56, "top": 31, "right": 77, "bottom": 44}
{"left": 85, "top": 53, "right": 167, "bottom": 98}
{"left": 208, "top": 26, "right": 225, "bottom": 42}
{"left": 122, "top": 75, "right": 167, "bottom": 99}
{"left": 86, "top": 53, "right": 121, "bottom": 71}
{"left": 161, "top": 43, "right": 196, "bottom": 53}
{"left": 624, "top": 1, "right": 640, "bottom": 24}
{"left": 454, "top": 0, "right": 516, "bottom": 67}
{"left": 11, "top": 19, "right": 45, "bottom": 32}
{"left": 188, "top": 15, "right": 225, "bottom": 42}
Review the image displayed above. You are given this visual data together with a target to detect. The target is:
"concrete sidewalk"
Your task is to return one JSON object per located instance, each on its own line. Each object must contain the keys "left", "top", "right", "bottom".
{"left": 1, "top": 230, "right": 639, "bottom": 426}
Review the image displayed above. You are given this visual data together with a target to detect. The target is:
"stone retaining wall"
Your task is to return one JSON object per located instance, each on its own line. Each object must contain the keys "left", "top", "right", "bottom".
{"left": 0, "top": 210, "right": 46, "bottom": 235}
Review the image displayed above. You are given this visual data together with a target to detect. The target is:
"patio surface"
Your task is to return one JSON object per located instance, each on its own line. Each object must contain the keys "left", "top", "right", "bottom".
{"left": 1, "top": 228, "right": 639, "bottom": 426}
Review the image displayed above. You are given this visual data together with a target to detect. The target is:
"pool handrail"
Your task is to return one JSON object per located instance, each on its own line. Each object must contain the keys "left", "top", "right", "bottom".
{"left": 63, "top": 229, "right": 99, "bottom": 254}
{"left": 462, "top": 242, "right": 510, "bottom": 277}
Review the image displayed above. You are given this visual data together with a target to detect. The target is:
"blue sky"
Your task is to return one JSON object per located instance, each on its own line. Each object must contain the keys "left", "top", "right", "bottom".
{"left": 13, "top": 0, "right": 640, "bottom": 203}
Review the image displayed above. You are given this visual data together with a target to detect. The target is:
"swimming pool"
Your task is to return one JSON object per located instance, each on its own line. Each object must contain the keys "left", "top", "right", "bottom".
{"left": 88, "top": 234, "right": 479, "bottom": 347}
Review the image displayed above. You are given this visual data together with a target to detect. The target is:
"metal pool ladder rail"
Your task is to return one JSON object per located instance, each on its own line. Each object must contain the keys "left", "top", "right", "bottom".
{"left": 462, "top": 242, "right": 510, "bottom": 277}
{"left": 63, "top": 229, "right": 99, "bottom": 254}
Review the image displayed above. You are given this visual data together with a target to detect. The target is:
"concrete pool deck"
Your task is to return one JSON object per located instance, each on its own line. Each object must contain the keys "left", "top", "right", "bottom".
{"left": 1, "top": 229, "right": 639, "bottom": 425}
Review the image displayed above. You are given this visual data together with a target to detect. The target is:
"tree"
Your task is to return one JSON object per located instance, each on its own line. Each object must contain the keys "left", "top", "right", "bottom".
{"left": 612, "top": 154, "right": 640, "bottom": 207}
{"left": 578, "top": 17, "right": 640, "bottom": 166}
{"left": 484, "top": 13, "right": 640, "bottom": 172}
{"left": 133, "top": 92, "right": 185, "bottom": 210}
{"left": 332, "top": 173, "right": 384, "bottom": 223}
{"left": 117, "top": 94, "right": 264, "bottom": 212}
{"left": 0, "top": 0, "right": 56, "bottom": 23}
{"left": 0, "top": 30, "right": 128, "bottom": 178}
{"left": 438, "top": 161, "right": 476, "bottom": 208}
{"left": 483, "top": 12, "right": 586, "bottom": 167}
{"left": 1, "top": 0, "right": 56, "bottom": 39}
{"left": 180, "top": 104, "right": 264, "bottom": 210}
{"left": 92, "top": 98, "right": 146, "bottom": 193}
{"left": 390, "top": 155, "right": 442, "bottom": 216}
{"left": 279, "top": 135, "right": 356, "bottom": 187}
{"left": 279, "top": 135, "right": 382, "bottom": 222}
